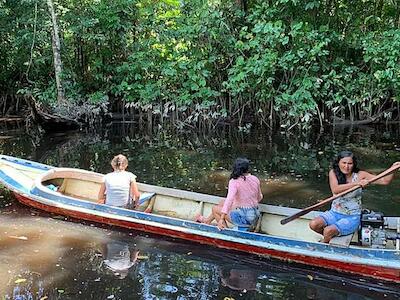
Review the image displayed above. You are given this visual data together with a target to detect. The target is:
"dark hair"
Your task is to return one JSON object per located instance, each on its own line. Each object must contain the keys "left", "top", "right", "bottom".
{"left": 332, "top": 150, "right": 359, "bottom": 184}
{"left": 230, "top": 158, "right": 250, "bottom": 180}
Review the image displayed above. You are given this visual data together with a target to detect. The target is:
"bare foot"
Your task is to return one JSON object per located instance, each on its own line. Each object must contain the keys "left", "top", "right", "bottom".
{"left": 195, "top": 214, "right": 207, "bottom": 223}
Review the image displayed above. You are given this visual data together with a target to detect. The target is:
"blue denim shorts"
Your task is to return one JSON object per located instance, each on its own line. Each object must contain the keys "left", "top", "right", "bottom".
{"left": 319, "top": 210, "right": 361, "bottom": 236}
{"left": 230, "top": 207, "right": 260, "bottom": 226}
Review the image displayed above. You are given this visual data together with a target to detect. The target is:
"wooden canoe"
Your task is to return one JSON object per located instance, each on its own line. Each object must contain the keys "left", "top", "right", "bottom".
{"left": 0, "top": 154, "right": 399, "bottom": 283}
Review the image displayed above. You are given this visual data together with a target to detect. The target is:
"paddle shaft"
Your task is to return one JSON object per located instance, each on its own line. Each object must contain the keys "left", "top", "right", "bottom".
{"left": 280, "top": 164, "right": 400, "bottom": 225}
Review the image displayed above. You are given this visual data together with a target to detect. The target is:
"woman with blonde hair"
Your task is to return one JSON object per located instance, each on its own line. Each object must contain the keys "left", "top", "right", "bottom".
{"left": 98, "top": 154, "right": 140, "bottom": 208}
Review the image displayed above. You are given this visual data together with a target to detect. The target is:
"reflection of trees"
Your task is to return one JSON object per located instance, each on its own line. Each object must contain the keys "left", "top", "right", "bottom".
{"left": 132, "top": 236, "right": 400, "bottom": 300}
{"left": 2, "top": 213, "right": 400, "bottom": 299}
{"left": 135, "top": 254, "right": 220, "bottom": 300}
{"left": 0, "top": 132, "right": 33, "bottom": 160}
{"left": 0, "top": 215, "right": 107, "bottom": 299}
{"left": 0, "top": 185, "right": 13, "bottom": 208}
{"left": 32, "top": 132, "right": 103, "bottom": 170}
{"left": 1, "top": 124, "right": 400, "bottom": 212}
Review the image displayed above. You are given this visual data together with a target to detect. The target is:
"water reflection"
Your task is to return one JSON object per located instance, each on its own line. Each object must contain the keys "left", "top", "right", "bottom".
{"left": 101, "top": 240, "right": 139, "bottom": 279}
{"left": 1, "top": 124, "right": 400, "bottom": 212}
{"left": 6, "top": 271, "right": 45, "bottom": 300}
{"left": 0, "top": 209, "right": 106, "bottom": 298}
{"left": 1, "top": 124, "right": 400, "bottom": 298}
{"left": 2, "top": 127, "right": 326, "bottom": 206}
{"left": 219, "top": 267, "right": 258, "bottom": 292}
{"left": 0, "top": 205, "right": 400, "bottom": 299}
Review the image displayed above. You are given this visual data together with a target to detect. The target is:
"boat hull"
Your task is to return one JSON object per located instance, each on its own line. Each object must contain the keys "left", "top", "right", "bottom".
{"left": 14, "top": 192, "right": 400, "bottom": 283}
{"left": 1, "top": 154, "right": 399, "bottom": 283}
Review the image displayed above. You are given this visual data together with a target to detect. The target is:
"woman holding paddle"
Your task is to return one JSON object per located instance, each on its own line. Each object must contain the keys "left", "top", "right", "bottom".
{"left": 309, "top": 150, "right": 400, "bottom": 243}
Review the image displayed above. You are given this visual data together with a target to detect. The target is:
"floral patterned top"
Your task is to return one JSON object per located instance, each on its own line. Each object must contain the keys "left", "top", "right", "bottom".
{"left": 331, "top": 172, "right": 362, "bottom": 215}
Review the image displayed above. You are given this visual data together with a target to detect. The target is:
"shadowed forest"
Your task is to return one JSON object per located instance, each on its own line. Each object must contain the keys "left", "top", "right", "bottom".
{"left": 1, "top": 0, "right": 400, "bottom": 131}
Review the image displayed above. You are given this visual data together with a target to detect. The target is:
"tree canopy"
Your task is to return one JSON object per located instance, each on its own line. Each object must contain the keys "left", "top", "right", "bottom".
{"left": 0, "top": 0, "right": 399, "bottom": 129}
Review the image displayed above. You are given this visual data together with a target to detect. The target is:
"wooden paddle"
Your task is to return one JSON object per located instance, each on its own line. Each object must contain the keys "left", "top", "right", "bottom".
{"left": 280, "top": 163, "right": 400, "bottom": 225}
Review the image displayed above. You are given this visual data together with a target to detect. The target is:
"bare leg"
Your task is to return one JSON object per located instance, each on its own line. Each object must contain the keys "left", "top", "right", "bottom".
{"left": 202, "top": 213, "right": 215, "bottom": 224}
{"left": 310, "top": 216, "right": 340, "bottom": 243}
{"left": 309, "top": 217, "right": 326, "bottom": 235}
{"left": 322, "top": 225, "right": 339, "bottom": 243}
{"left": 196, "top": 199, "right": 224, "bottom": 224}
{"left": 212, "top": 203, "right": 223, "bottom": 222}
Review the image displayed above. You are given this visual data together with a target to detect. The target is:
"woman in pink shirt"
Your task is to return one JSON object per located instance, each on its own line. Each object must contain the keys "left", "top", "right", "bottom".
{"left": 197, "top": 158, "right": 263, "bottom": 229}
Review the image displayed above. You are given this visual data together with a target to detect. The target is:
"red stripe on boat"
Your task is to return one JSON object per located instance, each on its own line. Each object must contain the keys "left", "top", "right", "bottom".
{"left": 15, "top": 193, "right": 400, "bottom": 283}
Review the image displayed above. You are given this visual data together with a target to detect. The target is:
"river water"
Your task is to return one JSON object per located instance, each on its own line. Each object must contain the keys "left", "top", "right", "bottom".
{"left": 0, "top": 123, "right": 400, "bottom": 299}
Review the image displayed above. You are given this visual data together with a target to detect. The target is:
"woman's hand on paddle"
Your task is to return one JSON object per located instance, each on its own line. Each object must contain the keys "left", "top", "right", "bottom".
{"left": 358, "top": 179, "right": 369, "bottom": 188}
{"left": 392, "top": 162, "right": 400, "bottom": 169}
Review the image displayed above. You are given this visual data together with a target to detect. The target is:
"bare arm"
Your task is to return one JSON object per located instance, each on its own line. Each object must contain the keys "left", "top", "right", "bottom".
{"left": 130, "top": 180, "right": 141, "bottom": 207}
{"left": 329, "top": 162, "right": 400, "bottom": 194}
{"left": 328, "top": 170, "right": 360, "bottom": 195}
{"left": 358, "top": 162, "right": 400, "bottom": 185}
{"left": 218, "top": 180, "right": 237, "bottom": 229}
{"left": 98, "top": 182, "right": 106, "bottom": 204}
{"left": 258, "top": 184, "right": 263, "bottom": 202}
{"left": 218, "top": 213, "right": 228, "bottom": 230}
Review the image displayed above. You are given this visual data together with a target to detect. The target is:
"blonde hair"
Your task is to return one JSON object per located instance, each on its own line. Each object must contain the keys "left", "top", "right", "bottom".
{"left": 111, "top": 154, "right": 128, "bottom": 171}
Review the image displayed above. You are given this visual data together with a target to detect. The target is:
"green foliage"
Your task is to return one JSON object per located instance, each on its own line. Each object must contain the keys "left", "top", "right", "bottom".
{"left": 1, "top": 0, "right": 400, "bottom": 128}
{"left": 362, "top": 30, "right": 400, "bottom": 99}
{"left": 113, "top": 0, "right": 226, "bottom": 112}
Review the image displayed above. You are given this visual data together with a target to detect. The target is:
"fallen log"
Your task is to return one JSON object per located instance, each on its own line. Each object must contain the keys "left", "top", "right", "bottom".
{"left": 25, "top": 95, "right": 81, "bottom": 132}
{"left": 332, "top": 116, "right": 379, "bottom": 126}
{"left": 332, "top": 108, "right": 397, "bottom": 125}
{"left": 0, "top": 116, "right": 24, "bottom": 123}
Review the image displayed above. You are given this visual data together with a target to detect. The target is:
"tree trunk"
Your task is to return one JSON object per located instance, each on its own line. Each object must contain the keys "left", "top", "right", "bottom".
{"left": 236, "top": 0, "right": 247, "bottom": 13}
{"left": 47, "top": 0, "right": 66, "bottom": 104}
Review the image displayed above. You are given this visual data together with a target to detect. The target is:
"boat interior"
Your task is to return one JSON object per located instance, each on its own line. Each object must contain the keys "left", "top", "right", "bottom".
{"left": 38, "top": 168, "right": 325, "bottom": 241}
{"left": 1, "top": 155, "right": 399, "bottom": 250}
{"left": 35, "top": 168, "right": 400, "bottom": 250}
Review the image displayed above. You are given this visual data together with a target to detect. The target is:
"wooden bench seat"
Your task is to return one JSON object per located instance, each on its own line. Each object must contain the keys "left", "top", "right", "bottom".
{"left": 329, "top": 233, "right": 355, "bottom": 248}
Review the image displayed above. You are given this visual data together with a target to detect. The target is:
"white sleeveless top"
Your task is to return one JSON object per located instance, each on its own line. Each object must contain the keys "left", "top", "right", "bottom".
{"left": 331, "top": 172, "right": 362, "bottom": 215}
{"left": 103, "top": 171, "right": 136, "bottom": 207}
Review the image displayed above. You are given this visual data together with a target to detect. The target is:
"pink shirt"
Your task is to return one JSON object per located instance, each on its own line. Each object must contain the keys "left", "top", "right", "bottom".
{"left": 221, "top": 174, "right": 263, "bottom": 215}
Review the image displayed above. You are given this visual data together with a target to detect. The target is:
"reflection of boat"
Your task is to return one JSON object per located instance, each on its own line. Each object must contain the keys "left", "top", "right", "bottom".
{"left": 0, "top": 155, "right": 400, "bottom": 283}
{"left": 111, "top": 233, "right": 400, "bottom": 299}
{"left": 103, "top": 241, "right": 139, "bottom": 279}
{"left": 102, "top": 240, "right": 139, "bottom": 279}
{"left": 219, "top": 267, "right": 257, "bottom": 291}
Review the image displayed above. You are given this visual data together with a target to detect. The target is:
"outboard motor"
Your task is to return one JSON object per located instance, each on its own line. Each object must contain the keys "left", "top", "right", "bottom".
{"left": 359, "top": 211, "right": 385, "bottom": 248}
{"left": 359, "top": 210, "right": 400, "bottom": 248}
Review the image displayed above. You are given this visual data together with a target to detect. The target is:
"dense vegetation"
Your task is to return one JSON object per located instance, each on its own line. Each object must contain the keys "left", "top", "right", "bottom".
{"left": 0, "top": 0, "right": 399, "bottom": 130}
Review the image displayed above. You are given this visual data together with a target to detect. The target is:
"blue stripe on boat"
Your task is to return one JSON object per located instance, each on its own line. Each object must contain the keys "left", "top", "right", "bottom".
{"left": 29, "top": 185, "right": 399, "bottom": 262}
{"left": 1, "top": 154, "right": 399, "bottom": 274}
{"left": 0, "top": 155, "right": 51, "bottom": 171}
{"left": 0, "top": 169, "right": 31, "bottom": 194}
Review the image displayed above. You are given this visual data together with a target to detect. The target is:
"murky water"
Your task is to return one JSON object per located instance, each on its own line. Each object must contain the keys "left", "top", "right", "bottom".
{"left": 1, "top": 123, "right": 400, "bottom": 299}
